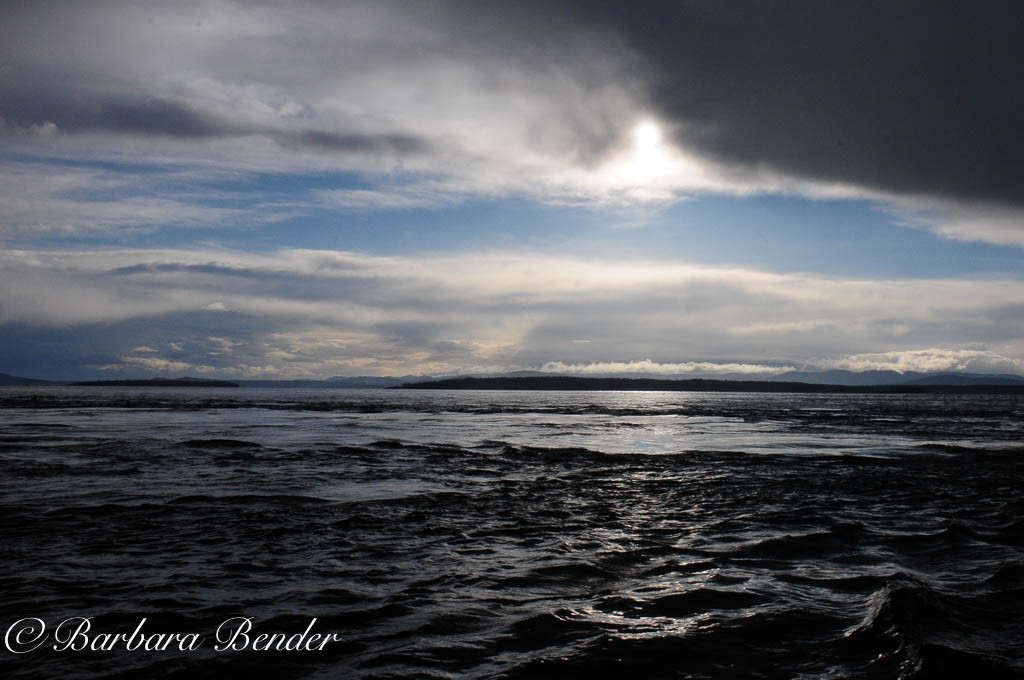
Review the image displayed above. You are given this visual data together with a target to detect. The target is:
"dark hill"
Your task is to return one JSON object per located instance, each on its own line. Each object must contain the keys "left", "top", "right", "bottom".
{"left": 397, "top": 376, "right": 1024, "bottom": 394}
{"left": 0, "top": 372, "right": 64, "bottom": 386}
{"left": 71, "top": 379, "right": 239, "bottom": 387}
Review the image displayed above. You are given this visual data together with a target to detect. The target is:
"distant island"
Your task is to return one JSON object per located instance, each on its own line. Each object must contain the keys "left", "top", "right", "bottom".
{"left": 0, "top": 372, "right": 63, "bottom": 386}
{"left": 2, "top": 369, "right": 1022, "bottom": 391}
{"left": 70, "top": 379, "right": 239, "bottom": 387}
{"left": 398, "top": 376, "right": 1024, "bottom": 394}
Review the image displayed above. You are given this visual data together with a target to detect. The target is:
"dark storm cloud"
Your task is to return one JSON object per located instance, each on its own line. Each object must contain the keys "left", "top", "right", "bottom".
{"left": 554, "top": 0, "right": 1024, "bottom": 205}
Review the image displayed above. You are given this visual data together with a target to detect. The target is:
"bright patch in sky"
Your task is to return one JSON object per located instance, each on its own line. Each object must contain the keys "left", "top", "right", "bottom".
{"left": 618, "top": 121, "right": 674, "bottom": 185}
{"left": 634, "top": 122, "right": 661, "bottom": 151}
{"left": 580, "top": 118, "right": 723, "bottom": 204}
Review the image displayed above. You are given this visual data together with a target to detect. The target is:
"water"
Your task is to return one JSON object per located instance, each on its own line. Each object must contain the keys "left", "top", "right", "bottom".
{"left": 1, "top": 387, "right": 1022, "bottom": 678}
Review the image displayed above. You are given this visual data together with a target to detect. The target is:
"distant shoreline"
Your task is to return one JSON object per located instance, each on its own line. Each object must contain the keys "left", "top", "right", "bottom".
{"left": 70, "top": 379, "right": 240, "bottom": 388}
{"left": 2, "top": 372, "right": 1022, "bottom": 393}
{"left": 397, "top": 376, "right": 1024, "bottom": 394}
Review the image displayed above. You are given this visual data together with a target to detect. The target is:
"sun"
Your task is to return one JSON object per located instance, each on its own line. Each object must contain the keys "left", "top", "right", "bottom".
{"left": 634, "top": 121, "right": 661, "bottom": 152}
{"left": 587, "top": 118, "right": 704, "bottom": 201}
{"left": 621, "top": 121, "right": 672, "bottom": 184}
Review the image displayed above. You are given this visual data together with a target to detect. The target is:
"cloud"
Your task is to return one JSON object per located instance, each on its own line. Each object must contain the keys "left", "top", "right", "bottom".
{"left": 312, "top": 185, "right": 462, "bottom": 211}
{"left": 822, "top": 349, "right": 1024, "bottom": 375}
{"left": 540, "top": 360, "right": 793, "bottom": 376}
{"left": 0, "top": 162, "right": 301, "bottom": 237}
{"left": 2, "top": 2, "right": 1023, "bottom": 245}
{"left": 102, "top": 355, "right": 218, "bottom": 374}
{"left": 3, "top": 90, "right": 433, "bottom": 157}
{"left": 565, "top": 2, "right": 1024, "bottom": 206}
{"left": 0, "top": 2, "right": 646, "bottom": 190}
{"left": 884, "top": 196, "right": 1024, "bottom": 248}
{"left": 2, "top": 93, "right": 233, "bottom": 139}
{"left": 1, "top": 246, "right": 1023, "bottom": 378}
{"left": 2, "top": 3, "right": 1021, "bottom": 381}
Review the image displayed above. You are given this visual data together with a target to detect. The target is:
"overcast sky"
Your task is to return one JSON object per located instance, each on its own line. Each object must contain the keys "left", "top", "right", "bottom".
{"left": 2, "top": 0, "right": 1023, "bottom": 380}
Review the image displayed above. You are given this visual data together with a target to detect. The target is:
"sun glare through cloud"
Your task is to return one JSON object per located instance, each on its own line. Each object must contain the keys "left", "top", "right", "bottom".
{"left": 583, "top": 119, "right": 713, "bottom": 204}
{"left": 634, "top": 121, "right": 660, "bottom": 151}
{"left": 627, "top": 121, "right": 670, "bottom": 182}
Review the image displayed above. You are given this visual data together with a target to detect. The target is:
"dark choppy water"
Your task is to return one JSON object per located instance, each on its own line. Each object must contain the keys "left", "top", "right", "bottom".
{"left": 1, "top": 387, "right": 1023, "bottom": 679}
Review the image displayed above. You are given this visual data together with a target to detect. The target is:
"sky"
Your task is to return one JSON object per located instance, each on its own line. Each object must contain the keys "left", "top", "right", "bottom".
{"left": 2, "top": 0, "right": 1023, "bottom": 380}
